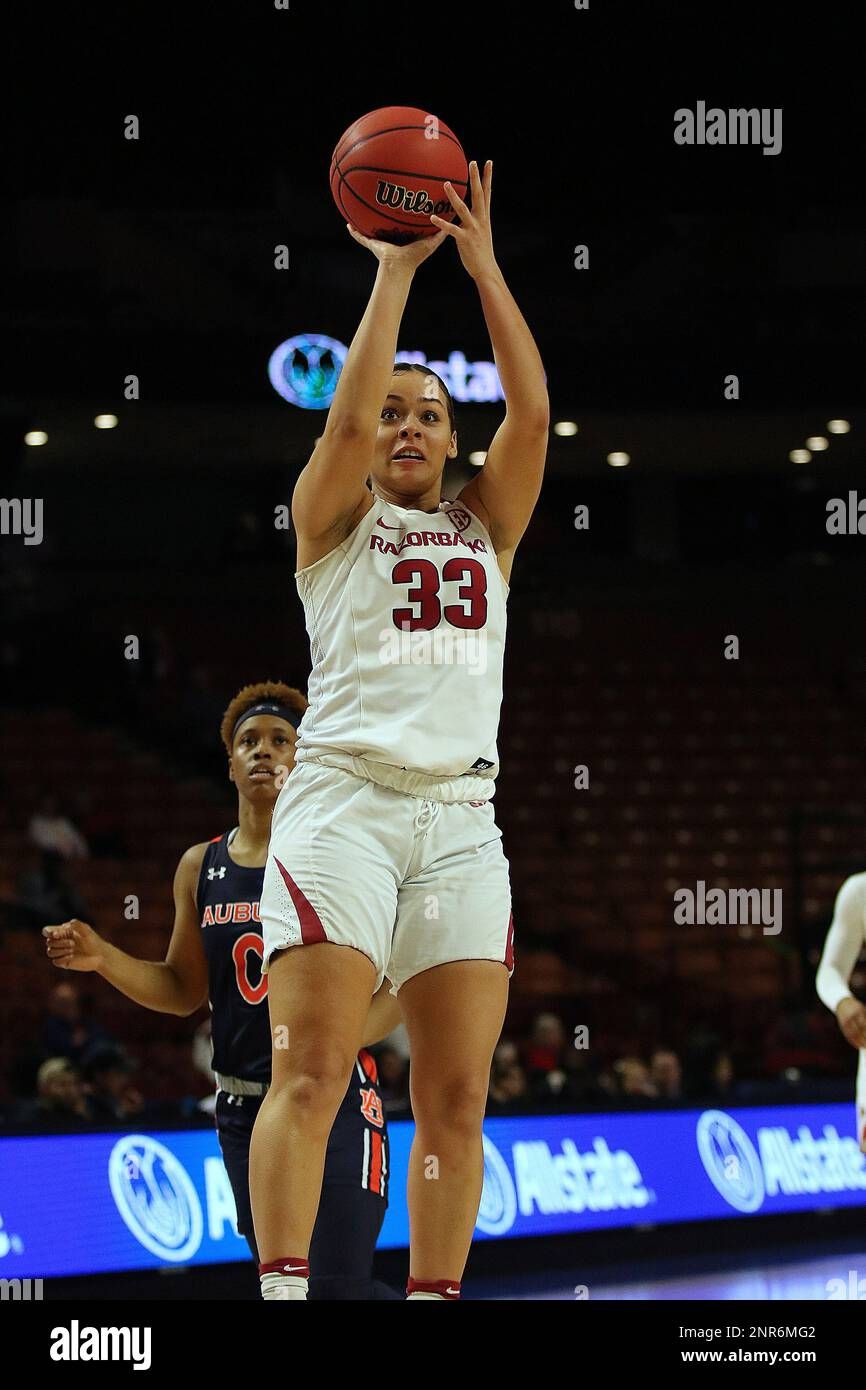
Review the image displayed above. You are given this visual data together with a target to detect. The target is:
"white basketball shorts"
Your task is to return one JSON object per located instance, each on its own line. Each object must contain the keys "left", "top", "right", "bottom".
{"left": 259, "top": 760, "right": 514, "bottom": 993}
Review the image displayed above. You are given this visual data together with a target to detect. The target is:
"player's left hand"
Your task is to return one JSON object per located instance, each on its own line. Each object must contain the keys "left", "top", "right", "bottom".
{"left": 431, "top": 159, "right": 500, "bottom": 280}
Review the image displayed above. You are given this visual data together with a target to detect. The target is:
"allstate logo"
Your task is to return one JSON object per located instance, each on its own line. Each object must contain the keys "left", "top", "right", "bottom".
{"left": 268, "top": 333, "right": 347, "bottom": 409}
{"left": 476, "top": 1135, "right": 517, "bottom": 1236}
{"left": 696, "top": 1110, "right": 765, "bottom": 1213}
{"left": 108, "top": 1135, "right": 204, "bottom": 1262}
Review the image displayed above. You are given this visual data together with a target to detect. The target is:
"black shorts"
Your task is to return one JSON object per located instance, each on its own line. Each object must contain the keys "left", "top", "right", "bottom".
{"left": 215, "top": 1090, "right": 392, "bottom": 1298}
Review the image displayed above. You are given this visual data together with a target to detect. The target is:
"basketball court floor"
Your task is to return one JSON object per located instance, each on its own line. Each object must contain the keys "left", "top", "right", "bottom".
{"left": 464, "top": 1239, "right": 866, "bottom": 1300}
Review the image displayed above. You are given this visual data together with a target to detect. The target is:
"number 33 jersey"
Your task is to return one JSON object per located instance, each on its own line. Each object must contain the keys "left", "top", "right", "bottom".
{"left": 293, "top": 497, "right": 509, "bottom": 796}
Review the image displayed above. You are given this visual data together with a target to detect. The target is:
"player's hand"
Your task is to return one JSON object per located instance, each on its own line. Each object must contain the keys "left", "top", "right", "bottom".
{"left": 430, "top": 159, "right": 499, "bottom": 281}
{"left": 43, "top": 919, "right": 105, "bottom": 973}
{"left": 346, "top": 222, "right": 448, "bottom": 269}
{"left": 837, "top": 997, "right": 866, "bottom": 1050}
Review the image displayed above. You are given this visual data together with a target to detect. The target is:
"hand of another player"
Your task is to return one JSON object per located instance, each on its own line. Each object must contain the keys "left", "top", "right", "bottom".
{"left": 346, "top": 222, "right": 449, "bottom": 270}
{"left": 430, "top": 159, "right": 500, "bottom": 281}
{"left": 837, "top": 997, "right": 866, "bottom": 1050}
{"left": 43, "top": 919, "right": 105, "bottom": 973}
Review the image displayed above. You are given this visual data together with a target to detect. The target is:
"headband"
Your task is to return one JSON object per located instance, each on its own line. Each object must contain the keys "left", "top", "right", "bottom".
{"left": 232, "top": 701, "right": 304, "bottom": 743}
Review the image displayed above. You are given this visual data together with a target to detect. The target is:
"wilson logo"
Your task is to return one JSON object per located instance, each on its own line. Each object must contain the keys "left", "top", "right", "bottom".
{"left": 375, "top": 181, "right": 453, "bottom": 218}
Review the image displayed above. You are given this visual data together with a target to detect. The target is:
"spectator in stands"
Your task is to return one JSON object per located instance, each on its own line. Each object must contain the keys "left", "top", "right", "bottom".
{"left": 28, "top": 794, "right": 89, "bottom": 860}
{"left": 14, "top": 850, "right": 91, "bottom": 930}
{"left": 71, "top": 788, "right": 128, "bottom": 859}
{"left": 610, "top": 1056, "right": 658, "bottom": 1099}
{"left": 523, "top": 1012, "right": 567, "bottom": 1081}
{"left": 375, "top": 1045, "right": 410, "bottom": 1114}
{"left": 487, "top": 1040, "right": 529, "bottom": 1109}
{"left": 708, "top": 1049, "right": 736, "bottom": 1100}
{"left": 763, "top": 999, "right": 840, "bottom": 1078}
{"left": 650, "top": 1048, "right": 684, "bottom": 1101}
{"left": 683, "top": 1041, "right": 748, "bottom": 1102}
{"left": 42, "top": 982, "right": 111, "bottom": 1064}
{"left": 13, "top": 1058, "right": 91, "bottom": 1129}
{"left": 80, "top": 1042, "right": 145, "bottom": 1126}
{"left": 563, "top": 1049, "right": 610, "bottom": 1105}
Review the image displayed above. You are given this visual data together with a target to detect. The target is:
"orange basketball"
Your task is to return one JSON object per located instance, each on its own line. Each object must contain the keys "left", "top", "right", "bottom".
{"left": 330, "top": 106, "right": 469, "bottom": 244}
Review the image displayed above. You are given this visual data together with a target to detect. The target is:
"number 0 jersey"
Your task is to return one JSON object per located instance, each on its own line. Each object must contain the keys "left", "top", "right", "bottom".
{"left": 196, "top": 829, "right": 386, "bottom": 1117}
{"left": 293, "top": 496, "right": 508, "bottom": 802}
{"left": 197, "top": 829, "right": 270, "bottom": 1082}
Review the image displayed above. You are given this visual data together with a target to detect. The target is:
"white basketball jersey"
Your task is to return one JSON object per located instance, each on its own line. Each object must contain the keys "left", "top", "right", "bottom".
{"left": 293, "top": 495, "right": 508, "bottom": 800}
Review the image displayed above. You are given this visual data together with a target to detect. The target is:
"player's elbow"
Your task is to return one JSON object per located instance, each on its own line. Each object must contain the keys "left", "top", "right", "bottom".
{"left": 179, "top": 989, "right": 208, "bottom": 1017}
{"left": 166, "top": 966, "right": 207, "bottom": 1016}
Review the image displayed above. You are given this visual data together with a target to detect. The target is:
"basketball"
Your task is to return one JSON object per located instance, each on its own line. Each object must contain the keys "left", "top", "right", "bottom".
{"left": 330, "top": 105, "right": 469, "bottom": 244}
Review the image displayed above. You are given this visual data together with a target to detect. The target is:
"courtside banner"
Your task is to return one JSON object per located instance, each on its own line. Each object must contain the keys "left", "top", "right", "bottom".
{"left": 1, "top": 1105, "right": 865, "bottom": 1277}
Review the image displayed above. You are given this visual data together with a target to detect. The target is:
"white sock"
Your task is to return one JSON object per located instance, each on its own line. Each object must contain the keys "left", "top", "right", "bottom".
{"left": 261, "top": 1273, "right": 309, "bottom": 1300}
{"left": 406, "top": 1291, "right": 448, "bottom": 1300}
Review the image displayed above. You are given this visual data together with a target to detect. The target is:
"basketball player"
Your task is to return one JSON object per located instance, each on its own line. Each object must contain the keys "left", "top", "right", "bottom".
{"left": 816, "top": 872, "right": 866, "bottom": 1152}
{"left": 251, "top": 160, "right": 549, "bottom": 1300}
{"left": 44, "top": 682, "right": 401, "bottom": 1299}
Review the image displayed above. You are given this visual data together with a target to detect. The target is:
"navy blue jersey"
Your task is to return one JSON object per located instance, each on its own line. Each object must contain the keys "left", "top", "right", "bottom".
{"left": 195, "top": 832, "right": 387, "bottom": 1190}
{"left": 197, "top": 830, "right": 270, "bottom": 1082}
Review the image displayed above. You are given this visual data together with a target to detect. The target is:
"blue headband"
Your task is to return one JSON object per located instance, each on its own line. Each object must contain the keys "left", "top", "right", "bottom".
{"left": 232, "top": 701, "right": 304, "bottom": 743}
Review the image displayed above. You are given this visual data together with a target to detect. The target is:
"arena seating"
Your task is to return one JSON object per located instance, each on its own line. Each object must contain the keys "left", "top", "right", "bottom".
{"left": 2, "top": 579, "right": 864, "bottom": 1101}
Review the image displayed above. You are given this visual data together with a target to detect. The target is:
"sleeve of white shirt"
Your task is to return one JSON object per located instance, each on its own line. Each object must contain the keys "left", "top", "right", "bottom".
{"left": 816, "top": 873, "right": 866, "bottom": 1014}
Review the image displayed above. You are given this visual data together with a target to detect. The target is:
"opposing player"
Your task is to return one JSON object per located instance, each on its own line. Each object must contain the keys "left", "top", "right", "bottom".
{"left": 44, "top": 681, "right": 401, "bottom": 1299}
{"left": 816, "top": 872, "right": 866, "bottom": 1152}
{"left": 251, "top": 160, "right": 549, "bottom": 1300}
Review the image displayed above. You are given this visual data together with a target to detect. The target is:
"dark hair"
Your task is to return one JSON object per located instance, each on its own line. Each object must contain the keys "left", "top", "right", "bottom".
{"left": 220, "top": 681, "right": 308, "bottom": 756}
{"left": 392, "top": 363, "right": 456, "bottom": 435}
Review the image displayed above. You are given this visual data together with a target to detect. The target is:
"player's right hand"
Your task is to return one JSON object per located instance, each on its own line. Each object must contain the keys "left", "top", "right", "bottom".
{"left": 346, "top": 221, "right": 448, "bottom": 269}
{"left": 42, "top": 919, "right": 105, "bottom": 973}
{"left": 836, "top": 997, "right": 866, "bottom": 1050}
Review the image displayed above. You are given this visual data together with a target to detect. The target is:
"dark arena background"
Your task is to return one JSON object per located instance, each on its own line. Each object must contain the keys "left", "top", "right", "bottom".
{"left": 3, "top": 0, "right": 866, "bottom": 1364}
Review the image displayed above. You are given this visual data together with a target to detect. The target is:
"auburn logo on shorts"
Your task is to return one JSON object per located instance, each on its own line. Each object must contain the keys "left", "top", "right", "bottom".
{"left": 359, "top": 1086, "right": 384, "bottom": 1129}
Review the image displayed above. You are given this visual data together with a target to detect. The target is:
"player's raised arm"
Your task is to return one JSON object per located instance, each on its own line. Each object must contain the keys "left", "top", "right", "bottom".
{"left": 291, "top": 226, "right": 448, "bottom": 543}
{"left": 431, "top": 160, "right": 549, "bottom": 561}
{"left": 42, "top": 843, "right": 210, "bottom": 1017}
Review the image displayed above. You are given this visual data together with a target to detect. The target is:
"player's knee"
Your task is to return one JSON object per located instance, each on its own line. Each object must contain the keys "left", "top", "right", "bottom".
{"left": 414, "top": 1073, "right": 489, "bottom": 1137}
{"left": 270, "top": 1049, "right": 355, "bottom": 1118}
